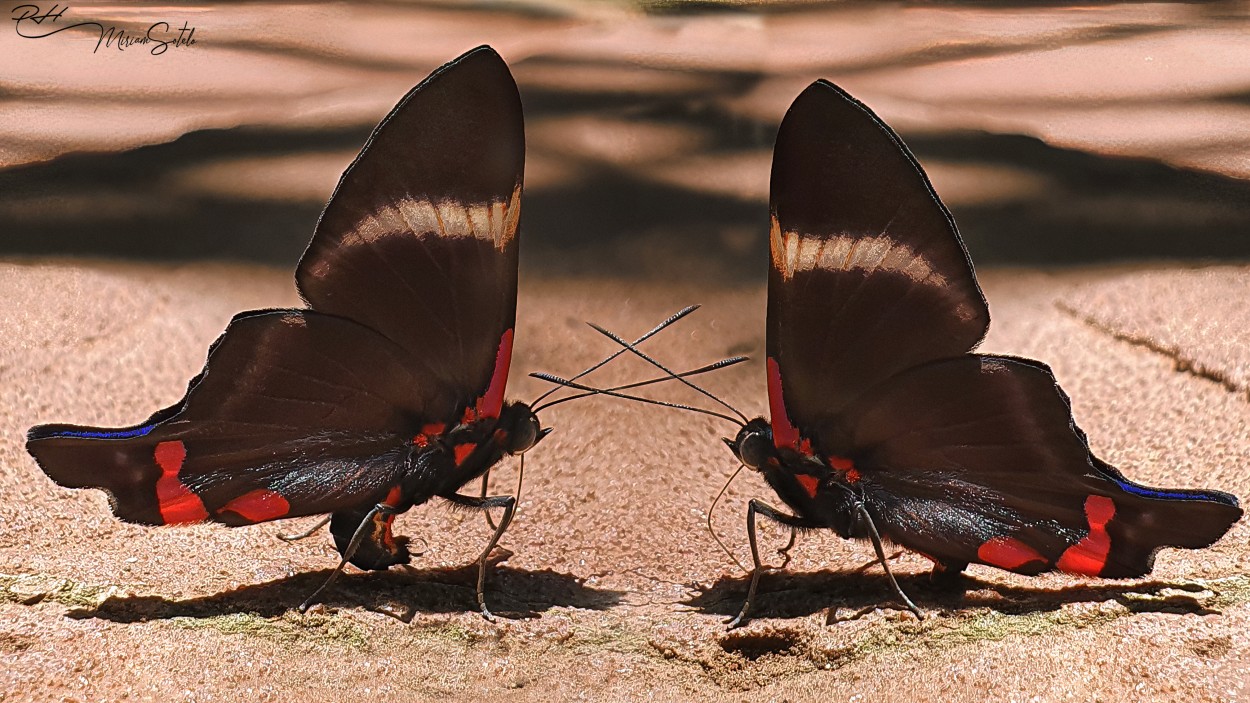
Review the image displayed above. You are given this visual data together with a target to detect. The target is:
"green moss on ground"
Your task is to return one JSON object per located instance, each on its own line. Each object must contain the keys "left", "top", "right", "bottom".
{"left": 170, "top": 610, "right": 369, "bottom": 650}
{"left": 0, "top": 573, "right": 113, "bottom": 607}
{"left": 805, "top": 575, "right": 1250, "bottom": 670}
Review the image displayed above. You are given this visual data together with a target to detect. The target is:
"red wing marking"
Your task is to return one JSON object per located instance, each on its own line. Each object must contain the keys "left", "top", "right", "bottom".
{"left": 383, "top": 486, "right": 403, "bottom": 507}
{"left": 454, "top": 443, "right": 476, "bottom": 466}
{"left": 153, "top": 440, "right": 208, "bottom": 524}
{"left": 1056, "top": 495, "right": 1116, "bottom": 576}
{"left": 220, "top": 489, "right": 291, "bottom": 523}
{"left": 795, "top": 473, "right": 820, "bottom": 498}
{"left": 977, "top": 536, "right": 1047, "bottom": 571}
{"left": 154, "top": 440, "right": 185, "bottom": 473}
{"left": 474, "top": 328, "right": 513, "bottom": 420}
{"left": 413, "top": 422, "right": 447, "bottom": 447}
{"left": 767, "top": 356, "right": 802, "bottom": 450}
{"left": 829, "top": 456, "right": 861, "bottom": 483}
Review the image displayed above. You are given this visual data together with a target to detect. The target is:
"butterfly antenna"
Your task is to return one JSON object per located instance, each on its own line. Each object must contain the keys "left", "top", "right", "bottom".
{"left": 530, "top": 305, "right": 702, "bottom": 407}
{"left": 707, "top": 463, "right": 749, "bottom": 573}
{"left": 531, "top": 373, "right": 743, "bottom": 426}
{"left": 855, "top": 502, "right": 923, "bottom": 620}
{"left": 277, "top": 515, "right": 331, "bottom": 542}
{"left": 531, "top": 355, "right": 748, "bottom": 414}
{"left": 586, "top": 321, "right": 749, "bottom": 424}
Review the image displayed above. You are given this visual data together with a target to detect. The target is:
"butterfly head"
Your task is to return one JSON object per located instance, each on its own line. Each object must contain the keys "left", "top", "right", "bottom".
{"left": 724, "top": 418, "right": 774, "bottom": 471}
{"left": 498, "top": 402, "right": 552, "bottom": 456}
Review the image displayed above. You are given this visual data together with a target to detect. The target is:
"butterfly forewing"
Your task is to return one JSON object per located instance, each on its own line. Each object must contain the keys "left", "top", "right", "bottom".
{"left": 767, "top": 80, "right": 989, "bottom": 434}
{"left": 297, "top": 46, "right": 523, "bottom": 411}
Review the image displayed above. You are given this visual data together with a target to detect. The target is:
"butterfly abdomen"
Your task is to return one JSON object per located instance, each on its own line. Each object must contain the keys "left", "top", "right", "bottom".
{"left": 330, "top": 486, "right": 412, "bottom": 571}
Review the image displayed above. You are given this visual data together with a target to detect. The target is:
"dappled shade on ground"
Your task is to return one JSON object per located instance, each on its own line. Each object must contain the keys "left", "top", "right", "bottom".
{"left": 4, "top": 1, "right": 1250, "bottom": 272}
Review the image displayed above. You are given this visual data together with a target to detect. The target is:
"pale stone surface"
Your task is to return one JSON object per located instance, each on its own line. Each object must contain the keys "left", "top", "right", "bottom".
{"left": 1061, "top": 266, "right": 1250, "bottom": 397}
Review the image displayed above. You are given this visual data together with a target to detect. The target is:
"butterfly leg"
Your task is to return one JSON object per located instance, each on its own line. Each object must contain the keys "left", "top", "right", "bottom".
{"left": 929, "top": 560, "right": 968, "bottom": 589}
{"left": 478, "top": 470, "right": 499, "bottom": 530}
{"left": 727, "top": 499, "right": 821, "bottom": 629}
{"left": 444, "top": 492, "right": 517, "bottom": 621}
{"left": 853, "top": 502, "right": 923, "bottom": 620}
{"left": 299, "top": 502, "right": 399, "bottom": 612}
{"left": 277, "top": 515, "right": 332, "bottom": 542}
{"left": 776, "top": 527, "right": 798, "bottom": 569}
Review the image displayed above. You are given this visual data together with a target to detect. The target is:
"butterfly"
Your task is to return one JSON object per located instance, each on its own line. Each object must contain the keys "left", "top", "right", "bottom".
{"left": 715, "top": 80, "right": 1243, "bottom": 627}
{"left": 27, "top": 46, "right": 550, "bottom": 620}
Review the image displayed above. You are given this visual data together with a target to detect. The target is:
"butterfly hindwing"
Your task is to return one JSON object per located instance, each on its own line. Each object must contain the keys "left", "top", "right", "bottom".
{"left": 26, "top": 310, "right": 442, "bottom": 525}
{"left": 296, "top": 45, "right": 523, "bottom": 413}
{"left": 833, "top": 355, "right": 1241, "bottom": 577}
{"left": 767, "top": 80, "right": 989, "bottom": 435}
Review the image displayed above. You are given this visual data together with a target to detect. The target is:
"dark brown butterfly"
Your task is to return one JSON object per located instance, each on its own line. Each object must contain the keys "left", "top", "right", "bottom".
{"left": 716, "top": 80, "right": 1243, "bottom": 627}
{"left": 27, "top": 46, "right": 545, "bottom": 619}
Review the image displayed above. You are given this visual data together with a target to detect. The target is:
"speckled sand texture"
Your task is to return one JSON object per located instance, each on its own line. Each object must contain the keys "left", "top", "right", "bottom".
{"left": 1, "top": 260, "right": 1247, "bottom": 701}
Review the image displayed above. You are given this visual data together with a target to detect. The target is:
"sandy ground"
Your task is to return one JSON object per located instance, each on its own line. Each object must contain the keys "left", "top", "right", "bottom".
{"left": 1, "top": 260, "right": 1248, "bottom": 702}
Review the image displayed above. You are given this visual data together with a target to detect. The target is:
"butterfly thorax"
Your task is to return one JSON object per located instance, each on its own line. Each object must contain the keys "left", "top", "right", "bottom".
{"left": 333, "top": 401, "right": 543, "bottom": 572}
{"left": 728, "top": 417, "right": 862, "bottom": 536}
{"left": 401, "top": 400, "right": 542, "bottom": 501}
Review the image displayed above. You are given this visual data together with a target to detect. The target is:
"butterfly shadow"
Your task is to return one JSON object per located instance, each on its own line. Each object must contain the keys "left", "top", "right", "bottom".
{"left": 68, "top": 556, "right": 623, "bottom": 625}
{"left": 687, "top": 568, "right": 1224, "bottom": 622}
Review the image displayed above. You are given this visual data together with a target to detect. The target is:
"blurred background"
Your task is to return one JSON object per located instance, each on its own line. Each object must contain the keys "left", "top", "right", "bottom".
{"left": 3, "top": 0, "right": 1250, "bottom": 280}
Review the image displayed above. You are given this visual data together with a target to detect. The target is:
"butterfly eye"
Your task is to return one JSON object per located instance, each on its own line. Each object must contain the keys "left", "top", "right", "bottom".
{"left": 506, "top": 412, "right": 544, "bottom": 455}
{"left": 735, "top": 428, "right": 774, "bottom": 471}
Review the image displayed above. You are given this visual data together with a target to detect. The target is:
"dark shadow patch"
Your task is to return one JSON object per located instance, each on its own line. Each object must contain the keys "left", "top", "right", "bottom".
{"left": 1118, "top": 589, "right": 1220, "bottom": 616}
{"left": 8, "top": 63, "right": 1250, "bottom": 276}
{"left": 687, "top": 569, "right": 1219, "bottom": 620}
{"left": 1212, "top": 89, "right": 1250, "bottom": 106}
{"left": 719, "top": 627, "right": 803, "bottom": 659}
{"left": 521, "top": 165, "right": 767, "bottom": 281}
{"left": 67, "top": 560, "right": 621, "bottom": 624}
{"left": 0, "top": 124, "right": 372, "bottom": 263}
{"left": 910, "top": 130, "right": 1250, "bottom": 265}
{"left": 910, "top": 0, "right": 1219, "bottom": 7}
